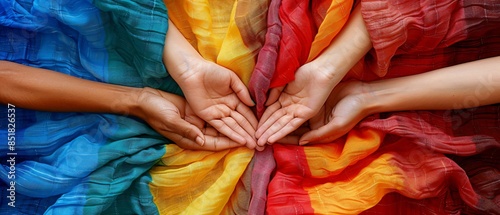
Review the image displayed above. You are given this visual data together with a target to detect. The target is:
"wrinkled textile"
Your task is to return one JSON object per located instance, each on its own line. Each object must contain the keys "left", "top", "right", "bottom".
{"left": 0, "top": 0, "right": 177, "bottom": 214}
{"left": 163, "top": 0, "right": 355, "bottom": 214}
{"left": 266, "top": 0, "right": 500, "bottom": 214}
{"left": 1, "top": 0, "right": 500, "bottom": 214}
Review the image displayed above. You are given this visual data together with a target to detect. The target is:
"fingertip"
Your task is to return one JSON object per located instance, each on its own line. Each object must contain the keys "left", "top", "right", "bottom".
{"left": 256, "top": 137, "right": 267, "bottom": 147}
{"left": 255, "top": 129, "right": 262, "bottom": 139}
{"left": 299, "top": 139, "right": 309, "bottom": 146}
{"left": 196, "top": 136, "right": 205, "bottom": 146}
{"left": 255, "top": 145, "right": 266, "bottom": 151}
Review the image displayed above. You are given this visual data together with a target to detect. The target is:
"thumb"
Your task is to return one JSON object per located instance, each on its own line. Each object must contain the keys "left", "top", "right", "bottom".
{"left": 229, "top": 72, "right": 255, "bottom": 107}
{"left": 265, "top": 86, "right": 284, "bottom": 106}
{"left": 299, "top": 119, "right": 348, "bottom": 145}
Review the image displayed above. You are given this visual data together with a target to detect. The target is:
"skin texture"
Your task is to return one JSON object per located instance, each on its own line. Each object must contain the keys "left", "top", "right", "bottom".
{"left": 0, "top": 61, "right": 242, "bottom": 151}
{"left": 279, "top": 56, "right": 500, "bottom": 145}
{"left": 256, "top": 4, "right": 372, "bottom": 146}
{"left": 163, "top": 20, "right": 262, "bottom": 151}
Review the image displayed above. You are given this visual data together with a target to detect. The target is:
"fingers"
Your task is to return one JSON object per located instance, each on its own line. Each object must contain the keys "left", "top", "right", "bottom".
{"left": 174, "top": 127, "right": 242, "bottom": 151}
{"left": 299, "top": 118, "right": 349, "bottom": 145}
{"left": 209, "top": 119, "right": 247, "bottom": 145}
{"left": 202, "top": 101, "right": 258, "bottom": 148}
{"left": 255, "top": 107, "right": 306, "bottom": 146}
{"left": 267, "top": 117, "right": 305, "bottom": 144}
{"left": 257, "top": 100, "right": 281, "bottom": 129}
{"left": 235, "top": 102, "right": 258, "bottom": 130}
{"left": 265, "top": 87, "right": 284, "bottom": 106}
{"left": 160, "top": 115, "right": 206, "bottom": 146}
{"left": 275, "top": 126, "right": 310, "bottom": 145}
{"left": 184, "top": 105, "right": 206, "bottom": 129}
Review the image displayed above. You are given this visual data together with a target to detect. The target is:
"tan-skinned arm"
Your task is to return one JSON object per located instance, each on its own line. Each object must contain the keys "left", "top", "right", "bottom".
{"left": 298, "top": 56, "right": 500, "bottom": 144}
{"left": 369, "top": 56, "right": 500, "bottom": 112}
{"left": 0, "top": 61, "right": 142, "bottom": 114}
{"left": 0, "top": 60, "right": 212, "bottom": 147}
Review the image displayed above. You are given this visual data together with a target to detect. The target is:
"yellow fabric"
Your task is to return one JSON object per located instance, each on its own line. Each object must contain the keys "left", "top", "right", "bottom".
{"left": 306, "top": 153, "right": 405, "bottom": 214}
{"left": 164, "top": 0, "right": 269, "bottom": 85}
{"left": 304, "top": 129, "right": 403, "bottom": 214}
{"left": 150, "top": 145, "right": 254, "bottom": 214}
{"left": 304, "top": 128, "right": 383, "bottom": 177}
{"left": 308, "top": 0, "right": 354, "bottom": 61}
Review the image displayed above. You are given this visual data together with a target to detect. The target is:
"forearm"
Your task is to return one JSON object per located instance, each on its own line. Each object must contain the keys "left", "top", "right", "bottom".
{"left": 310, "top": 4, "right": 372, "bottom": 84}
{"left": 368, "top": 56, "right": 500, "bottom": 113}
{"left": 163, "top": 20, "right": 204, "bottom": 88}
{"left": 0, "top": 61, "right": 141, "bottom": 115}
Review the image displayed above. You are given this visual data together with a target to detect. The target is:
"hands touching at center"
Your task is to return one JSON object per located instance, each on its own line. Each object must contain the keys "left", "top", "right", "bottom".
{"left": 135, "top": 87, "right": 245, "bottom": 151}
{"left": 164, "top": 4, "right": 371, "bottom": 150}
{"left": 164, "top": 20, "right": 262, "bottom": 151}
{"left": 256, "top": 4, "right": 372, "bottom": 146}
{"left": 173, "top": 60, "right": 262, "bottom": 151}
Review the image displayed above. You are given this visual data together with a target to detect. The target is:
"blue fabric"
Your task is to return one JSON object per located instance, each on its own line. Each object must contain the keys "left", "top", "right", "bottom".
{"left": 0, "top": 0, "right": 179, "bottom": 214}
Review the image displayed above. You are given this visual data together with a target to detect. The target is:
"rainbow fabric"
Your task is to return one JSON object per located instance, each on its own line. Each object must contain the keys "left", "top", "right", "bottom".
{"left": 1, "top": 0, "right": 500, "bottom": 214}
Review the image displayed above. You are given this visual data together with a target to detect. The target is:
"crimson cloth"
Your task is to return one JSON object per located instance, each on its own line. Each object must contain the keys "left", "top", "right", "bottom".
{"left": 257, "top": 0, "right": 500, "bottom": 214}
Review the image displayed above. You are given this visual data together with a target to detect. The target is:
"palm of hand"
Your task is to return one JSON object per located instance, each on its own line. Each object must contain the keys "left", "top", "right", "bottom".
{"left": 256, "top": 63, "right": 339, "bottom": 146}
{"left": 180, "top": 61, "right": 259, "bottom": 149}
{"left": 303, "top": 81, "right": 369, "bottom": 144}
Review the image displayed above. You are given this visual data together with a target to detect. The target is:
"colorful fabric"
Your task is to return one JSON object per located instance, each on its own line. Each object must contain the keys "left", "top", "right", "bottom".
{"left": 266, "top": 0, "right": 500, "bottom": 214}
{"left": 0, "top": 0, "right": 177, "bottom": 214}
{"left": 1, "top": 0, "right": 500, "bottom": 214}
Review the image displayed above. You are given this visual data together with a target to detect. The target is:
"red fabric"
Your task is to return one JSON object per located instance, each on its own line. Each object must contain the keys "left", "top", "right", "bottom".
{"left": 269, "top": 0, "right": 316, "bottom": 88}
{"left": 357, "top": 0, "right": 500, "bottom": 212}
{"left": 359, "top": 109, "right": 500, "bottom": 214}
{"left": 264, "top": 0, "right": 500, "bottom": 214}
{"left": 249, "top": 0, "right": 282, "bottom": 118}
{"left": 352, "top": 0, "right": 500, "bottom": 80}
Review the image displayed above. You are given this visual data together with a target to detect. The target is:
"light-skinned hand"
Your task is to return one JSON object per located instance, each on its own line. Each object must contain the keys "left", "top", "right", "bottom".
{"left": 255, "top": 62, "right": 343, "bottom": 146}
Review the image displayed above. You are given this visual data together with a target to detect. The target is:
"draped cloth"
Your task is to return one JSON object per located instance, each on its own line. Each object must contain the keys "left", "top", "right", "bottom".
{"left": 1, "top": 0, "right": 500, "bottom": 214}
{"left": 161, "top": 0, "right": 500, "bottom": 214}
{"left": 0, "top": 0, "right": 178, "bottom": 214}
{"left": 266, "top": 0, "right": 500, "bottom": 214}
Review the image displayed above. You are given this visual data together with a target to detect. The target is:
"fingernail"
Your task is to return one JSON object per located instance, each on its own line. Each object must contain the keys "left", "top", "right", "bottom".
{"left": 299, "top": 140, "right": 309, "bottom": 146}
{"left": 196, "top": 136, "right": 205, "bottom": 146}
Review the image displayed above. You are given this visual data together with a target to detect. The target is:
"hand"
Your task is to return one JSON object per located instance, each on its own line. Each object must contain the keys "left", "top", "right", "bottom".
{"left": 255, "top": 62, "right": 343, "bottom": 146}
{"left": 175, "top": 60, "right": 262, "bottom": 151}
{"left": 299, "top": 81, "right": 373, "bottom": 144}
{"left": 135, "top": 88, "right": 244, "bottom": 151}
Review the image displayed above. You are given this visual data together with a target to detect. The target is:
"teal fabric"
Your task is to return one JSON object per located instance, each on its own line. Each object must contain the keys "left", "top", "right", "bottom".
{"left": 0, "top": 0, "right": 179, "bottom": 214}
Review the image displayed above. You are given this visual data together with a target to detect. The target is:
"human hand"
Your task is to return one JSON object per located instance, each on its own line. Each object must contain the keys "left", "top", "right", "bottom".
{"left": 255, "top": 62, "right": 343, "bottom": 146}
{"left": 175, "top": 60, "right": 262, "bottom": 151}
{"left": 135, "top": 88, "right": 244, "bottom": 151}
{"left": 298, "top": 81, "right": 374, "bottom": 144}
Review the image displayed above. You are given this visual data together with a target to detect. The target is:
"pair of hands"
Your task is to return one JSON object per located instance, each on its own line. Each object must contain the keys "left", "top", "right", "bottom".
{"left": 141, "top": 60, "right": 373, "bottom": 151}
{"left": 256, "top": 63, "right": 371, "bottom": 146}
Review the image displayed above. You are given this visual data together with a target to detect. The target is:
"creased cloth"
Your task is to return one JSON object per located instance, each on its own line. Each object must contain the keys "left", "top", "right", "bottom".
{"left": 1, "top": 0, "right": 500, "bottom": 214}
{"left": 266, "top": 0, "right": 500, "bottom": 214}
{"left": 0, "top": 0, "right": 177, "bottom": 214}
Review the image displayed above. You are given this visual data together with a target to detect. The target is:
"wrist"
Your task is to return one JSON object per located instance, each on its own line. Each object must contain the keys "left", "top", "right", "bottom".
{"left": 114, "top": 87, "right": 143, "bottom": 118}
{"left": 129, "top": 87, "right": 186, "bottom": 120}
{"left": 362, "top": 80, "right": 405, "bottom": 114}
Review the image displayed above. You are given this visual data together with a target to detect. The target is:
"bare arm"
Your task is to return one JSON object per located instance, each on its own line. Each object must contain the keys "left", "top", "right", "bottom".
{"left": 299, "top": 56, "right": 500, "bottom": 144}
{"left": 163, "top": 20, "right": 261, "bottom": 150}
{"left": 0, "top": 60, "right": 141, "bottom": 115}
{"left": 369, "top": 56, "right": 500, "bottom": 112}
{"left": 0, "top": 61, "right": 212, "bottom": 147}
{"left": 256, "top": 4, "right": 372, "bottom": 146}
